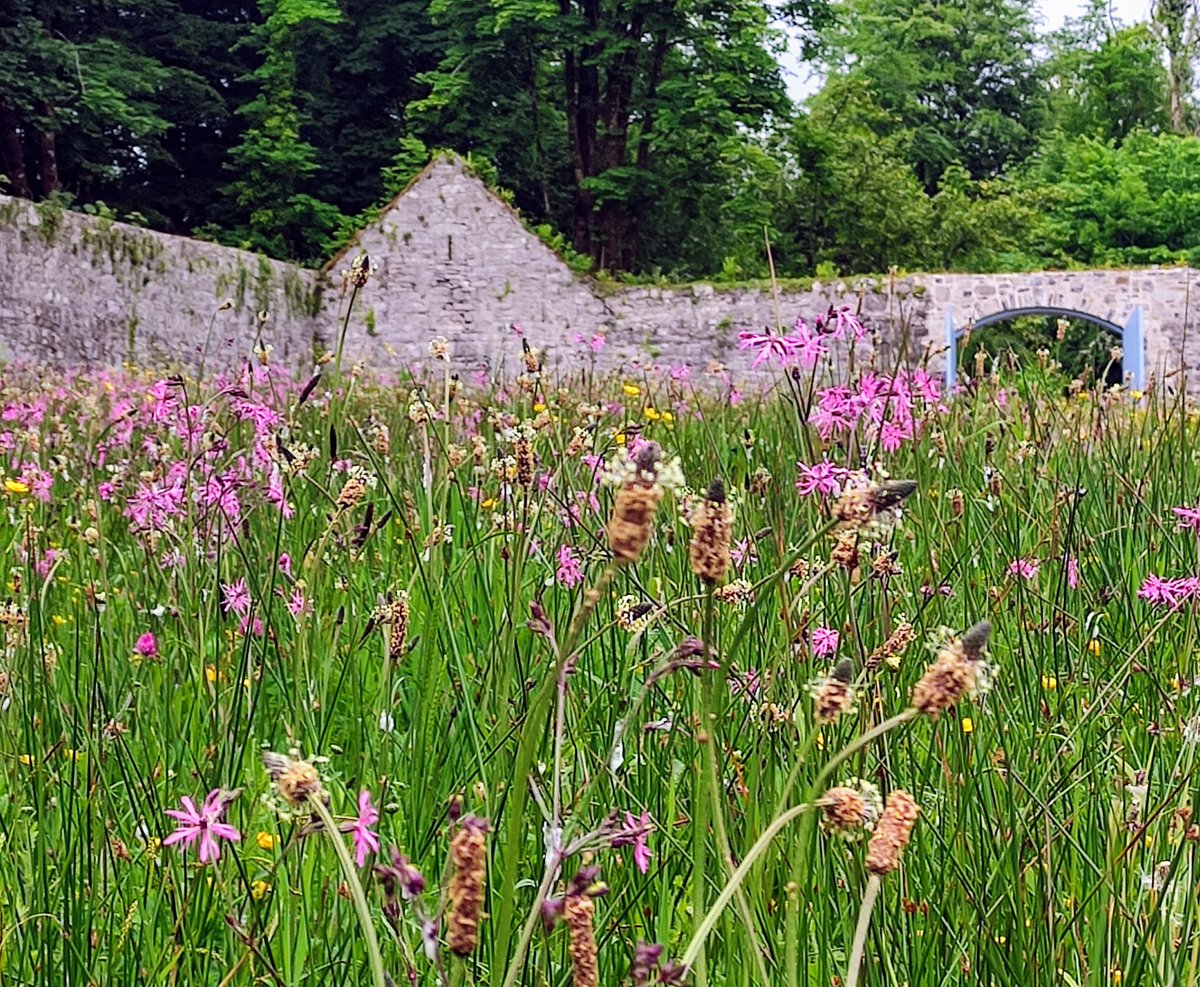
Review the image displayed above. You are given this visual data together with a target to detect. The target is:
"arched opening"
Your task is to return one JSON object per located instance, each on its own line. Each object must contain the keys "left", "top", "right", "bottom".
{"left": 953, "top": 306, "right": 1125, "bottom": 388}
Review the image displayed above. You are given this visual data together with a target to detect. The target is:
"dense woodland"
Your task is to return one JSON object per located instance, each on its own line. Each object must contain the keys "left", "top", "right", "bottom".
{"left": 4, "top": 0, "right": 1200, "bottom": 278}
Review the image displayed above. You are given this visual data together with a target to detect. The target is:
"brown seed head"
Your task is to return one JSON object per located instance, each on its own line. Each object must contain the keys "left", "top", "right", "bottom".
{"left": 262, "top": 752, "right": 325, "bottom": 808}
{"left": 446, "top": 817, "right": 489, "bottom": 956}
{"left": 865, "top": 619, "right": 915, "bottom": 672}
{"left": 388, "top": 594, "right": 410, "bottom": 663}
{"left": 831, "top": 529, "right": 860, "bottom": 570}
{"left": 811, "top": 677, "right": 856, "bottom": 725}
{"left": 515, "top": 432, "right": 535, "bottom": 487}
{"left": 564, "top": 894, "right": 599, "bottom": 987}
{"left": 821, "top": 786, "right": 867, "bottom": 831}
{"left": 608, "top": 481, "right": 663, "bottom": 564}
{"left": 689, "top": 479, "right": 733, "bottom": 585}
{"left": 910, "top": 641, "right": 976, "bottom": 719}
{"left": 866, "top": 790, "right": 920, "bottom": 875}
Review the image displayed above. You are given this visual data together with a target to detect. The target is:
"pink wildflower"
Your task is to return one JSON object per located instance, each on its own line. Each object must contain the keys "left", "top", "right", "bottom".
{"left": 134, "top": 632, "right": 158, "bottom": 659}
{"left": 731, "top": 539, "right": 757, "bottom": 568}
{"left": 1008, "top": 558, "right": 1039, "bottom": 580}
{"left": 278, "top": 553, "right": 292, "bottom": 577}
{"left": 812, "top": 626, "right": 840, "bottom": 657}
{"left": 163, "top": 789, "right": 241, "bottom": 864}
{"left": 222, "top": 579, "right": 251, "bottom": 617}
{"left": 351, "top": 790, "right": 381, "bottom": 867}
{"left": 796, "top": 460, "right": 851, "bottom": 498}
{"left": 1066, "top": 557, "right": 1080, "bottom": 589}
{"left": 1173, "top": 505, "right": 1200, "bottom": 535}
{"left": 556, "top": 545, "right": 585, "bottom": 589}
{"left": 738, "top": 328, "right": 800, "bottom": 368}
{"left": 1139, "top": 574, "right": 1200, "bottom": 610}
{"left": 612, "top": 811, "right": 654, "bottom": 874}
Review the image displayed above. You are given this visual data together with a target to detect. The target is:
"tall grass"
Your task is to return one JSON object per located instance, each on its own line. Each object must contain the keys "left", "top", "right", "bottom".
{"left": 0, "top": 328, "right": 1195, "bottom": 987}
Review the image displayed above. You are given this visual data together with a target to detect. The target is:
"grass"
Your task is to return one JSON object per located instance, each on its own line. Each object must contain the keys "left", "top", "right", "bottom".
{"left": 0, "top": 326, "right": 1197, "bottom": 987}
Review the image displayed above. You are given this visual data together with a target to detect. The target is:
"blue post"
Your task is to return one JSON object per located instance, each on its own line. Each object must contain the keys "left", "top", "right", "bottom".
{"left": 945, "top": 308, "right": 957, "bottom": 392}
{"left": 1122, "top": 306, "right": 1145, "bottom": 392}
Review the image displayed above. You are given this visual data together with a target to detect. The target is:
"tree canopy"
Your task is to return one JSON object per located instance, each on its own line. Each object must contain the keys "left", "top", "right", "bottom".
{"left": 3, "top": 0, "right": 1200, "bottom": 276}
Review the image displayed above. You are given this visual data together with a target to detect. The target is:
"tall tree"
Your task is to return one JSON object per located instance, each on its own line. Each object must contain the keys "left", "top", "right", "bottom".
{"left": 223, "top": 0, "right": 345, "bottom": 260}
{"left": 1150, "top": 0, "right": 1200, "bottom": 133}
{"left": 820, "top": 0, "right": 1043, "bottom": 189}
{"left": 417, "top": 0, "right": 826, "bottom": 272}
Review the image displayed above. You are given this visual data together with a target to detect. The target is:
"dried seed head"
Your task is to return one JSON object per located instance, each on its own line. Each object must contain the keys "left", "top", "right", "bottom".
{"left": 335, "top": 475, "right": 367, "bottom": 512}
{"left": 947, "top": 488, "right": 965, "bottom": 517}
{"left": 865, "top": 618, "right": 915, "bottom": 672}
{"left": 564, "top": 894, "right": 598, "bottom": 987}
{"left": 831, "top": 529, "right": 860, "bottom": 570}
{"left": 388, "top": 593, "right": 410, "bottom": 663}
{"left": 514, "top": 424, "right": 535, "bottom": 487}
{"left": 446, "top": 816, "right": 489, "bottom": 956}
{"left": 608, "top": 481, "right": 663, "bottom": 564}
{"left": 809, "top": 676, "right": 856, "bottom": 726}
{"left": 348, "top": 252, "right": 373, "bottom": 288}
{"left": 910, "top": 640, "right": 976, "bottom": 719}
{"left": 262, "top": 751, "right": 325, "bottom": 808}
{"left": 689, "top": 479, "right": 733, "bottom": 585}
{"left": 960, "top": 620, "right": 991, "bottom": 660}
{"left": 819, "top": 779, "right": 883, "bottom": 840}
{"left": 866, "top": 790, "right": 920, "bottom": 875}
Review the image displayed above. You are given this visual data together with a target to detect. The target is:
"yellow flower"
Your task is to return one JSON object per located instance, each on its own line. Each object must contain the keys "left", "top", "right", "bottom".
{"left": 661, "top": 411, "right": 674, "bottom": 426}
{"left": 251, "top": 880, "right": 271, "bottom": 900}
{"left": 1132, "top": 390, "right": 1144, "bottom": 400}
{"left": 1144, "top": 834, "right": 1154, "bottom": 848}
{"left": 3, "top": 479, "right": 29, "bottom": 495}
{"left": 1112, "top": 968, "right": 1123, "bottom": 984}
{"left": 63, "top": 748, "right": 81, "bottom": 762}
{"left": 643, "top": 406, "right": 661, "bottom": 421}
{"left": 1041, "top": 675, "right": 1057, "bottom": 691}
{"left": 1087, "top": 639, "right": 1101, "bottom": 657}
{"left": 814, "top": 730, "right": 825, "bottom": 751}
{"left": 51, "top": 614, "right": 67, "bottom": 627}
{"left": 480, "top": 497, "right": 497, "bottom": 510}
{"left": 615, "top": 432, "right": 626, "bottom": 446}
{"left": 622, "top": 383, "right": 640, "bottom": 397}
{"left": 256, "top": 831, "right": 277, "bottom": 850}
{"left": 17, "top": 754, "right": 33, "bottom": 767}
{"left": 205, "top": 665, "right": 218, "bottom": 684}
{"left": 961, "top": 717, "right": 974, "bottom": 735}
{"left": 533, "top": 402, "right": 547, "bottom": 413}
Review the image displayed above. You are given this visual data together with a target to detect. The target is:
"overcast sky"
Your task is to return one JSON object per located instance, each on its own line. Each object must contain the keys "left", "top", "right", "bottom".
{"left": 784, "top": 0, "right": 1154, "bottom": 98}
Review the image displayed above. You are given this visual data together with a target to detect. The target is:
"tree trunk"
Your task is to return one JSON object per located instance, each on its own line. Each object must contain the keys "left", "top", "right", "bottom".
{"left": 32, "top": 102, "right": 59, "bottom": 197}
{"left": 0, "top": 102, "right": 30, "bottom": 199}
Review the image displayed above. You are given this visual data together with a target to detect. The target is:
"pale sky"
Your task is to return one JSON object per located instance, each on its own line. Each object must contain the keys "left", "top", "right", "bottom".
{"left": 784, "top": 0, "right": 1154, "bottom": 99}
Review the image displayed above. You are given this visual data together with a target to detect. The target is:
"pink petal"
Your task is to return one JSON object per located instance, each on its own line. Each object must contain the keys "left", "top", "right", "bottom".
{"left": 162, "top": 828, "right": 195, "bottom": 846}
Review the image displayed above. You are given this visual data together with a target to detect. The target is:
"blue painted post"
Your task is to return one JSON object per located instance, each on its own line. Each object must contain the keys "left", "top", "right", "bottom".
{"left": 1122, "top": 307, "right": 1145, "bottom": 392}
{"left": 945, "top": 308, "right": 957, "bottom": 392}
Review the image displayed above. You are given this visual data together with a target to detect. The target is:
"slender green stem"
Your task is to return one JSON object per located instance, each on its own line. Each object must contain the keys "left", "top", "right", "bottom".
{"left": 308, "top": 796, "right": 388, "bottom": 987}
{"left": 845, "top": 875, "right": 882, "bottom": 987}
{"left": 680, "top": 801, "right": 815, "bottom": 969}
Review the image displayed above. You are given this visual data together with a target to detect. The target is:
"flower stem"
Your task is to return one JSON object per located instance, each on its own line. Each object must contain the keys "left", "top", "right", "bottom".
{"left": 308, "top": 796, "right": 387, "bottom": 987}
{"left": 679, "top": 801, "right": 815, "bottom": 970}
{"left": 845, "top": 875, "right": 882, "bottom": 987}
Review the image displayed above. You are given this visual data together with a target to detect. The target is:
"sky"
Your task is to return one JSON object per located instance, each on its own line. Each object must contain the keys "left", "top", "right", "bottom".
{"left": 783, "top": 0, "right": 1154, "bottom": 99}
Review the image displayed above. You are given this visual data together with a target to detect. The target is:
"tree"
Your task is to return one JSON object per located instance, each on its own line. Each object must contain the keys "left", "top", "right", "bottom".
{"left": 1150, "top": 0, "right": 1200, "bottom": 133}
{"left": 1044, "top": 7, "right": 1169, "bottom": 143}
{"left": 417, "top": 0, "right": 828, "bottom": 272}
{"left": 223, "top": 0, "right": 345, "bottom": 261}
{"left": 819, "top": 0, "right": 1043, "bottom": 189}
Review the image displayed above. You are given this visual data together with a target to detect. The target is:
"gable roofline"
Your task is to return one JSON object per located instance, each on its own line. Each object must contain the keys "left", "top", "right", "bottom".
{"left": 320, "top": 151, "right": 547, "bottom": 276}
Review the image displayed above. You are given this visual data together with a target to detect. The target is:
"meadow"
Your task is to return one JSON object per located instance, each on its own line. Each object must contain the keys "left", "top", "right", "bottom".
{"left": 0, "top": 301, "right": 1196, "bottom": 987}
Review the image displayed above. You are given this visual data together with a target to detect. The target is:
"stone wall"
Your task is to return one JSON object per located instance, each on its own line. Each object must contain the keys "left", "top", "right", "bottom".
{"left": 3, "top": 156, "right": 1200, "bottom": 385}
{"left": 0, "top": 196, "right": 318, "bottom": 371}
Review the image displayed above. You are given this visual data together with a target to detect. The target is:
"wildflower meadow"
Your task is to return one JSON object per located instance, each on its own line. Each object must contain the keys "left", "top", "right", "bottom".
{"left": 1, "top": 299, "right": 1198, "bottom": 987}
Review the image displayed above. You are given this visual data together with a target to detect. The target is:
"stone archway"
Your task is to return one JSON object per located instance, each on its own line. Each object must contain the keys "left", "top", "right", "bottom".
{"left": 943, "top": 304, "right": 1145, "bottom": 391}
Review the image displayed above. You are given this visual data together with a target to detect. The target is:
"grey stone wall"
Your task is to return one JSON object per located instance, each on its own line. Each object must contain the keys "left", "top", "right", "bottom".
{"left": 3, "top": 156, "right": 1199, "bottom": 386}
{"left": 0, "top": 196, "right": 318, "bottom": 371}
